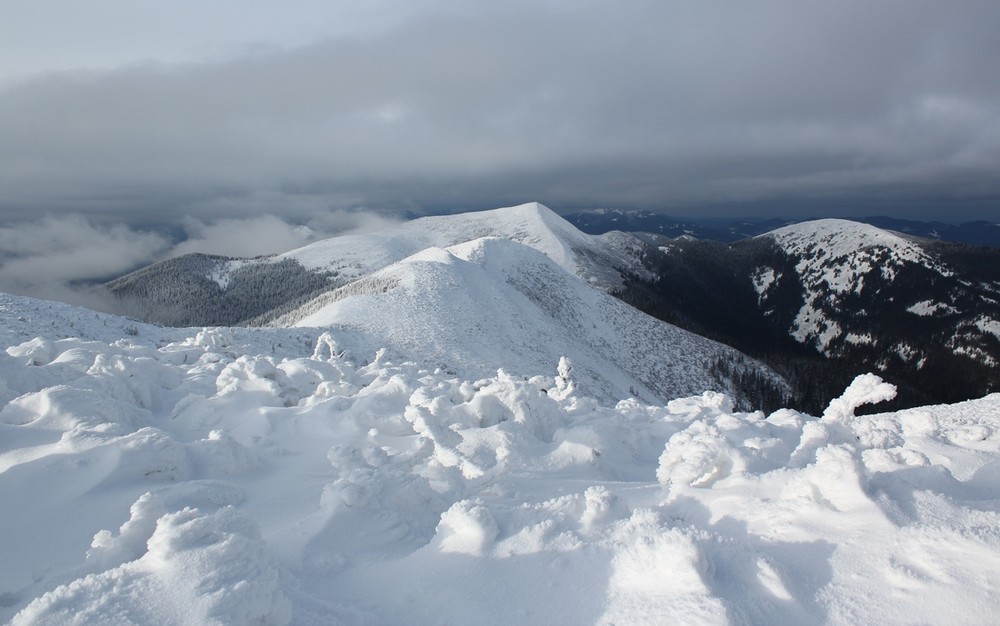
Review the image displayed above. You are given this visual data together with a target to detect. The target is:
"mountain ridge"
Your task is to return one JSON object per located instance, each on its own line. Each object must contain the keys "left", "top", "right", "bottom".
{"left": 564, "top": 208, "right": 1000, "bottom": 248}
{"left": 102, "top": 205, "right": 1000, "bottom": 411}
{"left": 271, "top": 235, "right": 786, "bottom": 406}
{"left": 106, "top": 202, "right": 643, "bottom": 327}
{"left": 616, "top": 217, "right": 1000, "bottom": 411}
{"left": 104, "top": 204, "right": 787, "bottom": 408}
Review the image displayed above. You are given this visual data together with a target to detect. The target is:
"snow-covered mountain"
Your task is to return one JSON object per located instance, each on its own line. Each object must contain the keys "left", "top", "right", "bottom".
{"left": 277, "top": 201, "right": 635, "bottom": 290}
{"left": 273, "top": 236, "right": 777, "bottom": 405}
{"left": 106, "top": 203, "right": 644, "bottom": 327}
{"left": 757, "top": 219, "right": 1000, "bottom": 370}
{"left": 2, "top": 290, "right": 1000, "bottom": 624}
{"left": 105, "top": 203, "right": 783, "bottom": 408}
{"left": 618, "top": 218, "right": 1000, "bottom": 410}
{"left": 759, "top": 219, "right": 952, "bottom": 354}
{"left": 565, "top": 208, "right": 1000, "bottom": 248}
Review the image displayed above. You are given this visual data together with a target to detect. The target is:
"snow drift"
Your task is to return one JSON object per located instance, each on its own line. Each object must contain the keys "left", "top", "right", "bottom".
{"left": 2, "top": 292, "right": 1000, "bottom": 625}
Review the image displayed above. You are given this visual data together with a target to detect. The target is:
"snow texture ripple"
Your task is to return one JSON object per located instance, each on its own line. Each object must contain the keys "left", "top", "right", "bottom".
{"left": 1, "top": 292, "right": 1000, "bottom": 624}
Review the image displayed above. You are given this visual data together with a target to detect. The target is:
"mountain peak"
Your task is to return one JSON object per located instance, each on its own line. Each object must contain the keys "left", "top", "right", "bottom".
{"left": 105, "top": 202, "right": 647, "bottom": 328}
{"left": 767, "top": 217, "right": 912, "bottom": 244}
{"left": 413, "top": 202, "right": 588, "bottom": 271}
{"left": 762, "top": 218, "right": 934, "bottom": 269}
{"left": 756, "top": 217, "right": 957, "bottom": 355}
{"left": 274, "top": 201, "right": 622, "bottom": 293}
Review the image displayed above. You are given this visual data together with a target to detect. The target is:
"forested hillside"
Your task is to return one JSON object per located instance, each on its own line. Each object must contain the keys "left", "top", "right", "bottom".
{"left": 615, "top": 227, "right": 1000, "bottom": 413}
{"left": 106, "top": 254, "right": 333, "bottom": 326}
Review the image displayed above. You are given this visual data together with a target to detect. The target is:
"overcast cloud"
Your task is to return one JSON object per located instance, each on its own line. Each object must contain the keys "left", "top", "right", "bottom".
{"left": 1, "top": 0, "right": 998, "bottom": 226}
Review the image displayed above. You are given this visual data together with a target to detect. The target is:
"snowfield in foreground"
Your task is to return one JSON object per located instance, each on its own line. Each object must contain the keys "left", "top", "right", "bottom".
{"left": 1, "top": 295, "right": 1000, "bottom": 625}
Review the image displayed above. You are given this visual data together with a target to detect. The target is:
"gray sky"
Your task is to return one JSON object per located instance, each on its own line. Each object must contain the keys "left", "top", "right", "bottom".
{"left": 0, "top": 0, "right": 1000, "bottom": 300}
{"left": 1, "top": 0, "right": 998, "bottom": 227}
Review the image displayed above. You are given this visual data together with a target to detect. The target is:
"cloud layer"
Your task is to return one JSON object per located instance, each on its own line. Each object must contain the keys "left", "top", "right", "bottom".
{"left": 0, "top": 211, "right": 401, "bottom": 307}
{"left": 0, "top": 216, "right": 170, "bottom": 307}
{"left": 1, "top": 0, "right": 999, "bottom": 221}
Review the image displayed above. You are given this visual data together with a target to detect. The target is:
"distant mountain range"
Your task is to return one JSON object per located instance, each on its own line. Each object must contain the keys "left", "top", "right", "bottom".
{"left": 563, "top": 208, "right": 1000, "bottom": 248}
{"left": 103, "top": 203, "right": 1000, "bottom": 414}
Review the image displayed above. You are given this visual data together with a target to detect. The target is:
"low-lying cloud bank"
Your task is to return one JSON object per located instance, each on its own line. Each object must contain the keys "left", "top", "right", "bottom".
{"left": 0, "top": 216, "right": 170, "bottom": 309}
{"left": 0, "top": 210, "right": 401, "bottom": 309}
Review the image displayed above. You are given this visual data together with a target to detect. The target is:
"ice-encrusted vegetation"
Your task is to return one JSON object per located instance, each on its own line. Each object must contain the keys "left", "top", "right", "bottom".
{"left": 1, "top": 292, "right": 1000, "bottom": 624}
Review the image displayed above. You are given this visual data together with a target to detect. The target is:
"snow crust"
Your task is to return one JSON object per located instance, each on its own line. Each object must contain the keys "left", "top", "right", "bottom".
{"left": 3, "top": 292, "right": 1000, "bottom": 624}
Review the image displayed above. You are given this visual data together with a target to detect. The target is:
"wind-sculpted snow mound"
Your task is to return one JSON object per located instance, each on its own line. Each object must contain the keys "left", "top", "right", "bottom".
{"left": 2, "top": 310, "right": 1000, "bottom": 624}
{"left": 13, "top": 505, "right": 290, "bottom": 626}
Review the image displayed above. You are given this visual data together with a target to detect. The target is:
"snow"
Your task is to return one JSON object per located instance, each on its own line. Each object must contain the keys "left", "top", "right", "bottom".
{"left": 3, "top": 292, "right": 1000, "bottom": 624}
{"left": 907, "top": 300, "right": 959, "bottom": 316}
{"left": 205, "top": 260, "right": 248, "bottom": 290}
{"left": 764, "top": 219, "right": 952, "bottom": 354}
{"left": 751, "top": 266, "right": 780, "bottom": 304}
{"left": 790, "top": 304, "right": 841, "bottom": 351}
{"left": 277, "top": 202, "right": 631, "bottom": 292}
{"left": 271, "top": 236, "right": 769, "bottom": 406}
{"left": 13, "top": 505, "right": 290, "bottom": 626}
{"left": 844, "top": 332, "right": 873, "bottom": 346}
{"left": 974, "top": 315, "right": 1000, "bottom": 338}
{"left": 948, "top": 320, "right": 1000, "bottom": 367}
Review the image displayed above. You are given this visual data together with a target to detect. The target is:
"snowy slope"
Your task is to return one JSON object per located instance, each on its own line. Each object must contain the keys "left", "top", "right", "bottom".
{"left": 611, "top": 221, "right": 1000, "bottom": 411}
{"left": 2, "top": 292, "right": 1000, "bottom": 624}
{"left": 748, "top": 219, "right": 1000, "bottom": 387}
{"left": 104, "top": 202, "right": 648, "bottom": 328}
{"left": 271, "top": 237, "right": 775, "bottom": 406}
{"left": 759, "top": 219, "right": 948, "bottom": 352}
{"left": 277, "top": 201, "right": 633, "bottom": 291}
